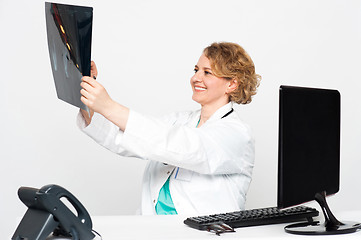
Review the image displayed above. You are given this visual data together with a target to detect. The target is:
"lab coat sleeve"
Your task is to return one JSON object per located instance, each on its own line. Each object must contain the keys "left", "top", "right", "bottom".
{"left": 121, "top": 110, "right": 254, "bottom": 175}
{"left": 77, "top": 111, "right": 139, "bottom": 158}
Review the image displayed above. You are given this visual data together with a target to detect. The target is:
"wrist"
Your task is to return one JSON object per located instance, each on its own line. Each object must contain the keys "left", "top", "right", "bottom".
{"left": 102, "top": 100, "right": 129, "bottom": 131}
{"left": 102, "top": 99, "right": 118, "bottom": 119}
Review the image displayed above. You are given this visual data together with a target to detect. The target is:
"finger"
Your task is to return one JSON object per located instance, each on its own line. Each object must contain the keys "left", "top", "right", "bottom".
{"left": 81, "top": 76, "right": 97, "bottom": 87}
{"left": 81, "top": 94, "right": 96, "bottom": 109}
{"left": 82, "top": 76, "right": 104, "bottom": 90}
{"left": 80, "top": 88, "right": 93, "bottom": 100}
{"left": 80, "top": 81, "right": 94, "bottom": 92}
{"left": 81, "top": 96, "right": 91, "bottom": 107}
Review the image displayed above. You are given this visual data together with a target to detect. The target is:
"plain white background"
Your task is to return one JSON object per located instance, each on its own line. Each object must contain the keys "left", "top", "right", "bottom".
{"left": 1, "top": 0, "right": 361, "bottom": 237}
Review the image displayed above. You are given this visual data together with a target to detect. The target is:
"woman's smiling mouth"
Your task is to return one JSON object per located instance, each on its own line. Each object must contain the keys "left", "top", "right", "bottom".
{"left": 194, "top": 86, "right": 207, "bottom": 92}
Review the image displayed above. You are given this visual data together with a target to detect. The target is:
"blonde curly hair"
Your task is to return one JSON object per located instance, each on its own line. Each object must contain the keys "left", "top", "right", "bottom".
{"left": 203, "top": 42, "right": 261, "bottom": 104}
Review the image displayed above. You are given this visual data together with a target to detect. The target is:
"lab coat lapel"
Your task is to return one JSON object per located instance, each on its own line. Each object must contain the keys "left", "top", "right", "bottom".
{"left": 150, "top": 162, "right": 176, "bottom": 197}
{"left": 204, "top": 102, "right": 234, "bottom": 125}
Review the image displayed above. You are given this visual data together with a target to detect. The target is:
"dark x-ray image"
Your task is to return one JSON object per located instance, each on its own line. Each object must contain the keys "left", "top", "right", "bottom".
{"left": 45, "top": 2, "right": 93, "bottom": 110}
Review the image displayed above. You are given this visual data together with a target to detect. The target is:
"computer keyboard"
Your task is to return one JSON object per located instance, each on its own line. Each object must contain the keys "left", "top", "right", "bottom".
{"left": 184, "top": 206, "right": 319, "bottom": 231}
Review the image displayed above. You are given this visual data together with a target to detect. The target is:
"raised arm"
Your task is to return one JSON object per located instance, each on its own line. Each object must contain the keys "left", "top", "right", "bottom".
{"left": 80, "top": 61, "right": 130, "bottom": 130}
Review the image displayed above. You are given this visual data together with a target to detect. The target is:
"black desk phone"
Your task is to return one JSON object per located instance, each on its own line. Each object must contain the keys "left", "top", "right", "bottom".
{"left": 12, "top": 184, "right": 96, "bottom": 240}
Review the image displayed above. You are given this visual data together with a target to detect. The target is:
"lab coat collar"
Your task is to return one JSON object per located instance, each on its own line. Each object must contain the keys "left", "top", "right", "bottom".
{"left": 205, "top": 102, "right": 234, "bottom": 123}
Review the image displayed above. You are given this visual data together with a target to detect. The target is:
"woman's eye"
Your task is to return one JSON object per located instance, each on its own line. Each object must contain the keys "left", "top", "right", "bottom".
{"left": 205, "top": 71, "right": 211, "bottom": 75}
{"left": 194, "top": 68, "right": 198, "bottom": 73}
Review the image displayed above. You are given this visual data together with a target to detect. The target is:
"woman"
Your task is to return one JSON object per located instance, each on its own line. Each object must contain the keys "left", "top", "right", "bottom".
{"left": 78, "top": 42, "right": 261, "bottom": 215}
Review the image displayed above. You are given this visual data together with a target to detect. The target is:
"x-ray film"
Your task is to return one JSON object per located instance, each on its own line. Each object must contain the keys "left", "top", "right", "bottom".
{"left": 45, "top": 2, "right": 93, "bottom": 110}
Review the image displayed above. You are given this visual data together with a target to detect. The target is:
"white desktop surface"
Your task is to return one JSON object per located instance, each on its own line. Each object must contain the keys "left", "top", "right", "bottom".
{"left": 46, "top": 210, "right": 361, "bottom": 240}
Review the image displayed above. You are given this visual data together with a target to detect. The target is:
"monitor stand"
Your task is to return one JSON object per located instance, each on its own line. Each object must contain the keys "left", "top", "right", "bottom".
{"left": 285, "top": 191, "right": 361, "bottom": 235}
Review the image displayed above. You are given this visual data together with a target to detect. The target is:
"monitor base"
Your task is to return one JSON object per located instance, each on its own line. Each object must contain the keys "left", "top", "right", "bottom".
{"left": 285, "top": 221, "right": 361, "bottom": 235}
{"left": 285, "top": 191, "right": 361, "bottom": 235}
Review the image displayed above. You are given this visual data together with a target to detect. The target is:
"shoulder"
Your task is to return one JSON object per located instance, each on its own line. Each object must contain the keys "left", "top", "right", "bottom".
{"left": 227, "top": 111, "right": 253, "bottom": 135}
{"left": 160, "top": 109, "right": 201, "bottom": 125}
{"left": 207, "top": 110, "right": 252, "bottom": 133}
{"left": 200, "top": 111, "right": 254, "bottom": 146}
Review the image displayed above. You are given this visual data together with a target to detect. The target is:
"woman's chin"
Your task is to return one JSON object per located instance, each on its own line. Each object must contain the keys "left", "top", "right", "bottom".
{"left": 192, "top": 95, "right": 202, "bottom": 105}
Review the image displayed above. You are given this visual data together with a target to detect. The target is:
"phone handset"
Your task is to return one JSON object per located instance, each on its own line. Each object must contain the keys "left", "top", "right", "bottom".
{"left": 12, "top": 184, "right": 95, "bottom": 240}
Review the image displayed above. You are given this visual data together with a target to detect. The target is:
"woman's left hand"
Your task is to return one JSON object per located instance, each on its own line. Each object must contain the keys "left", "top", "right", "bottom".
{"left": 80, "top": 76, "right": 116, "bottom": 118}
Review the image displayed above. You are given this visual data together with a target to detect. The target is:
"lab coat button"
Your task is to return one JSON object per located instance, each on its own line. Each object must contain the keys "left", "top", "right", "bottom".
{"left": 153, "top": 199, "right": 156, "bottom": 203}
{"left": 167, "top": 171, "right": 170, "bottom": 174}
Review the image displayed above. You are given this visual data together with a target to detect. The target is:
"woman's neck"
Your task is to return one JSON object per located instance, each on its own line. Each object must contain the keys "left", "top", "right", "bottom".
{"left": 198, "top": 101, "right": 229, "bottom": 128}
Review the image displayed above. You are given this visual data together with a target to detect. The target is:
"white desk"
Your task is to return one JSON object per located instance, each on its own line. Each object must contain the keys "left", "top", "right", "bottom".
{"left": 48, "top": 211, "right": 361, "bottom": 240}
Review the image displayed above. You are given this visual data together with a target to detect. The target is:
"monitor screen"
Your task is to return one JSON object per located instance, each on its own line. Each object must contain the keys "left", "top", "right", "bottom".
{"left": 45, "top": 2, "right": 93, "bottom": 110}
{"left": 278, "top": 85, "right": 341, "bottom": 208}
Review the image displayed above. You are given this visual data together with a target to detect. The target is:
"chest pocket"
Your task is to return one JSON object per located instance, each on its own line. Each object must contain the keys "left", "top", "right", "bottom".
{"left": 174, "top": 167, "right": 193, "bottom": 182}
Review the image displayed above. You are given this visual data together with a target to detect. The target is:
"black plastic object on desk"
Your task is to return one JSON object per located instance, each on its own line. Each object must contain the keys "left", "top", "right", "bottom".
{"left": 184, "top": 205, "right": 319, "bottom": 231}
{"left": 12, "top": 184, "right": 95, "bottom": 240}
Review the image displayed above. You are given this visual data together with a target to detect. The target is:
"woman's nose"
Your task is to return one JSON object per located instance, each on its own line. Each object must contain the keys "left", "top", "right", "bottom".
{"left": 191, "top": 72, "right": 201, "bottom": 83}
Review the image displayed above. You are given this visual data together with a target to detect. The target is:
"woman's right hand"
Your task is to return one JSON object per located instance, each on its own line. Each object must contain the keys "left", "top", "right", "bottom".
{"left": 80, "top": 61, "right": 98, "bottom": 125}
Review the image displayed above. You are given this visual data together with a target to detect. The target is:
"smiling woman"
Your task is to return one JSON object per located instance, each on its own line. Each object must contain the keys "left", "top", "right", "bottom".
{"left": 203, "top": 42, "right": 261, "bottom": 104}
{"left": 77, "top": 42, "right": 261, "bottom": 216}
{"left": 191, "top": 42, "right": 260, "bottom": 127}
{"left": 191, "top": 54, "right": 235, "bottom": 122}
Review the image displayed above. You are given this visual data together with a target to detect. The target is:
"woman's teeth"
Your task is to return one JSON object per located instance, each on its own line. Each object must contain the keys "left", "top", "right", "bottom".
{"left": 195, "top": 87, "right": 206, "bottom": 91}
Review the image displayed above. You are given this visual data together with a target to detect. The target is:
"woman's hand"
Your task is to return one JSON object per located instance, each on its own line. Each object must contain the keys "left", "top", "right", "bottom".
{"left": 80, "top": 61, "right": 130, "bottom": 131}
{"left": 80, "top": 61, "right": 98, "bottom": 125}
{"left": 80, "top": 76, "right": 116, "bottom": 118}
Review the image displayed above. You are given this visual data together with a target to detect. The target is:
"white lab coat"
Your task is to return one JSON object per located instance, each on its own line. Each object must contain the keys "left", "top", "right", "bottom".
{"left": 77, "top": 102, "right": 255, "bottom": 215}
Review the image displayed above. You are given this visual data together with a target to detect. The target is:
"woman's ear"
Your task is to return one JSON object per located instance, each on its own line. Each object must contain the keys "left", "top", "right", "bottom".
{"left": 226, "top": 79, "right": 238, "bottom": 94}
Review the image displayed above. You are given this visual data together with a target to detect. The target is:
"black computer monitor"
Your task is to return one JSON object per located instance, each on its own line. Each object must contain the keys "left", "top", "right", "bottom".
{"left": 277, "top": 85, "right": 360, "bottom": 235}
{"left": 278, "top": 85, "right": 340, "bottom": 208}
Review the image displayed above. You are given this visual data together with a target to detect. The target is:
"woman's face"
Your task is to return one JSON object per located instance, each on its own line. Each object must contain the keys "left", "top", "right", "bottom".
{"left": 190, "top": 54, "right": 234, "bottom": 107}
